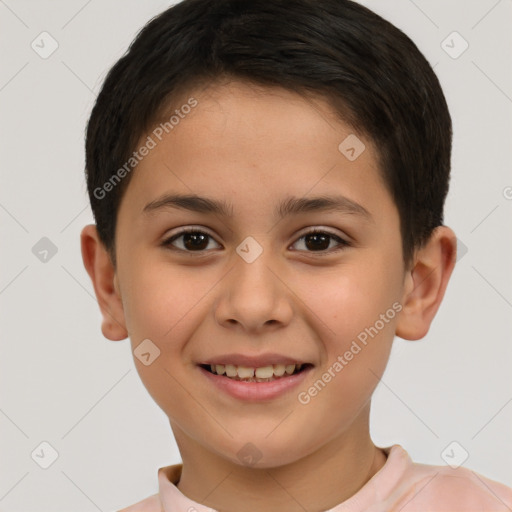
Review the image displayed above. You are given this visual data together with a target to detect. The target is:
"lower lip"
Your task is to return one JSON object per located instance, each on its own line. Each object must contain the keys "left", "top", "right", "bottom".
{"left": 198, "top": 365, "right": 313, "bottom": 402}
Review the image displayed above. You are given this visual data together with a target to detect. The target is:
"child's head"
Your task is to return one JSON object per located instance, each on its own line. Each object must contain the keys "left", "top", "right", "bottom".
{"left": 85, "top": 0, "right": 452, "bottom": 271}
{"left": 81, "top": 0, "right": 457, "bottom": 469}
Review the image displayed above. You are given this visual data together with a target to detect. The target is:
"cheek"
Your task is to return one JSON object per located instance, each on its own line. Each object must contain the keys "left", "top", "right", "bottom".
{"left": 299, "top": 259, "right": 401, "bottom": 334}
{"left": 120, "top": 258, "right": 200, "bottom": 339}
{"left": 295, "top": 254, "right": 401, "bottom": 395}
{"left": 118, "top": 261, "right": 205, "bottom": 410}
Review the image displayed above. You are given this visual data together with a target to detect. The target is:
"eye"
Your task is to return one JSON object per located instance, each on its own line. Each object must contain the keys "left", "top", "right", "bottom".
{"left": 162, "top": 227, "right": 350, "bottom": 255}
{"left": 162, "top": 228, "right": 221, "bottom": 253}
{"left": 291, "top": 228, "right": 350, "bottom": 254}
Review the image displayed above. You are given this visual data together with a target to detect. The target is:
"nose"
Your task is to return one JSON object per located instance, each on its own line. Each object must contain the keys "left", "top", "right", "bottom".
{"left": 214, "top": 246, "right": 293, "bottom": 333}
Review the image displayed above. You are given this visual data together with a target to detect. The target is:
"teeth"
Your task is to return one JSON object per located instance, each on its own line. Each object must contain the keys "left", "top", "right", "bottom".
{"left": 255, "top": 365, "right": 274, "bottom": 378}
{"left": 207, "top": 363, "right": 304, "bottom": 379}
{"left": 237, "top": 366, "right": 255, "bottom": 379}
{"left": 285, "top": 364, "right": 295, "bottom": 375}
{"left": 273, "top": 364, "right": 286, "bottom": 377}
{"left": 225, "top": 364, "right": 237, "bottom": 377}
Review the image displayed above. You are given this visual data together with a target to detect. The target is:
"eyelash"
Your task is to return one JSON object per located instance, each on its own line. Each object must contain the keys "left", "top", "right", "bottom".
{"left": 161, "top": 227, "right": 351, "bottom": 256}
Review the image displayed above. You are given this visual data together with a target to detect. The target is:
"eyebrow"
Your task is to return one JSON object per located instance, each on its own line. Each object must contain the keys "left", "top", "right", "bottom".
{"left": 142, "top": 193, "right": 373, "bottom": 222}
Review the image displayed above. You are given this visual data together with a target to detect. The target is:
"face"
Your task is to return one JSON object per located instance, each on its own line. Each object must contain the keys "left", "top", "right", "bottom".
{"left": 113, "top": 80, "right": 407, "bottom": 467}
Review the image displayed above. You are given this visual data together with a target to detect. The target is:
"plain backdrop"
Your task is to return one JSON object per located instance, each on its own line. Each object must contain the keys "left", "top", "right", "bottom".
{"left": 1, "top": 1, "right": 511, "bottom": 511}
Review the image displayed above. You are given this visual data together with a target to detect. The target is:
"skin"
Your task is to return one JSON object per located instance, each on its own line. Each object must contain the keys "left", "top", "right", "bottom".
{"left": 81, "top": 79, "right": 457, "bottom": 512}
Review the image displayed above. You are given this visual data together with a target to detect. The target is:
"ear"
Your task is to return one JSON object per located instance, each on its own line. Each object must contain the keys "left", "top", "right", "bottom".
{"left": 395, "top": 226, "right": 457, "bottom": 340}
{"left": 80, "top": 224, "right": 128, "bottom": 341}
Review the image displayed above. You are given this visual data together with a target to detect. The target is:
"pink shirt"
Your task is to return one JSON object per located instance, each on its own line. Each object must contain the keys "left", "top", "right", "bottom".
{"left": 118, "top": 444, "right": 512, "bottom": 511}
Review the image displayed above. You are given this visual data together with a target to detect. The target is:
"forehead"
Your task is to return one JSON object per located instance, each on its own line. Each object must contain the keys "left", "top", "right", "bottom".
{"left": 118, "top": 80, "right": 395, "bottom": 226}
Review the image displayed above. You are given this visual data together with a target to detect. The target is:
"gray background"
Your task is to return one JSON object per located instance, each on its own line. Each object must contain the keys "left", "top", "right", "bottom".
{"left": 1, "top": 0, "right": 511, "bottom": 511}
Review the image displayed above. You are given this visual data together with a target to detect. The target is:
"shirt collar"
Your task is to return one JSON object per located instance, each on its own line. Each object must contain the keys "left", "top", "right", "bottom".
{"left": 156, "top": 445, "right": 411, "bottom": 512}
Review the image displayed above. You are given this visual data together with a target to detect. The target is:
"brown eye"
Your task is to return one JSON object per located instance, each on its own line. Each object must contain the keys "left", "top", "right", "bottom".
{"left": 162, "top": 227, "right": 350, "bottom": 255}
{"left": 292, "top": 230, "right": 349, "bottom": 254}
{"left": 162, "top": 229, "right": 220, "bottom": 252}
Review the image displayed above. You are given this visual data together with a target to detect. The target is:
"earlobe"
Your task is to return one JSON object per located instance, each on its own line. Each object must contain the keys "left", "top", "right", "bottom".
{"left": 80, "top": 224, "right": 128, "bottom": 341}
{"left": 395, "top": 226, "right": 457, "bottom": 341}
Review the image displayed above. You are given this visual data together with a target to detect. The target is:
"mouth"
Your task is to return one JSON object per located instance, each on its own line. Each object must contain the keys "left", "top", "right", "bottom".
{"left": 197, "top": 360, "right": 314, "bottom": 401}
{"left": 198, "top": 362, "right": 313, "bottom": 383}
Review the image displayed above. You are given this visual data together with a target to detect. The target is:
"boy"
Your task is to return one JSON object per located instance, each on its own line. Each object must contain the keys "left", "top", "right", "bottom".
{"left": 80, "top": 0, "right": 512, "bottom": 510}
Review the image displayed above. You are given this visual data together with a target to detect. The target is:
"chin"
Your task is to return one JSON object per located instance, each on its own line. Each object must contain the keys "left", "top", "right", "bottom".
{"left": 212, "top": 434, "right": 309, "bottom": 469}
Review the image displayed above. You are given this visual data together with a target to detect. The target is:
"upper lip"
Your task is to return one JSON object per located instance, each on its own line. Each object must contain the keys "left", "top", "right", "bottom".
{"left": 199, "top": 353, "right": 311, "bottom": 367}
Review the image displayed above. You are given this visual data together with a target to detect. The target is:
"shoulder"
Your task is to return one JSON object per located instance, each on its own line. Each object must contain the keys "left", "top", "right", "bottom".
{"left": 116, "top": 493, "right": 161, "bottom": 512}
{"left": 394, "top": 459, "right": 512, "bottom": 511}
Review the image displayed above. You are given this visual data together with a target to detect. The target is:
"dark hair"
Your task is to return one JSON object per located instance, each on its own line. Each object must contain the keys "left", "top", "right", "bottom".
{"left": 85, "top": 0, "right": 452, "bottom": 269}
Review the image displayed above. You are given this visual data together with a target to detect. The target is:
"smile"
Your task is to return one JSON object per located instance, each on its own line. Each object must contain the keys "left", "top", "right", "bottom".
{"left": 197, "top": 362, "right": 314, "bottom": 401}
{"left": 200, "top": 363, "right": 310, "bottom": 382}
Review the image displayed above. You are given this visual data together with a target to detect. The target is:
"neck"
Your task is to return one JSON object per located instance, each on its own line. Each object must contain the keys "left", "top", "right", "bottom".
{"left": 171, "top": 411, "right": 387, "bottom": 512}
